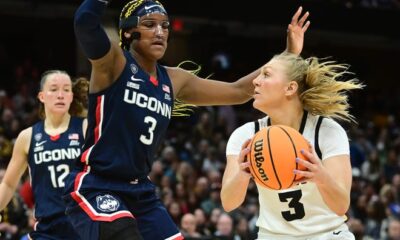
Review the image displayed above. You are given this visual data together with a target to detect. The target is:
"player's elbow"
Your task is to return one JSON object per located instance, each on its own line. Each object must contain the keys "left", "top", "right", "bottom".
{"left": 220, "top": 192, "right": 240, "bottom": 212}
{"left": 221, "top": 201, "right": 236, "bottom": 213}
{"left": 333, "top": 201, "right": 350, "bottom": 216}
{"left": 334, "top": 208, "right": 349, "bottom": 217}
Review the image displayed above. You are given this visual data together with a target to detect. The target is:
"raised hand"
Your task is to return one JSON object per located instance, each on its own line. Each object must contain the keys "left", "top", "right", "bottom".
{"left": 286, "top": 6, "right": 311, "bottom": 55}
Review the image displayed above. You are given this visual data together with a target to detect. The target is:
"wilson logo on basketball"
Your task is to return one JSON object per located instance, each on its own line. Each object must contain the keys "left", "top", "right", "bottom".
{"left": 253, "top": 139, "right": 269, "bottom": 182}
{"left": 248, "top": 125, "right": 309, "bottom": 190}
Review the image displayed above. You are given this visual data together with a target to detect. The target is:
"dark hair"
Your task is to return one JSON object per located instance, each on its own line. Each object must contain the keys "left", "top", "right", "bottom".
{"left": 69, "top": 77, "right": 89, "bottom": 118}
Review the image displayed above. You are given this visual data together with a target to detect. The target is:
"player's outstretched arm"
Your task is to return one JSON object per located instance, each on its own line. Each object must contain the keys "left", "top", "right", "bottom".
{"left": 169, "top": 7, "right": 310, "bottom": 106}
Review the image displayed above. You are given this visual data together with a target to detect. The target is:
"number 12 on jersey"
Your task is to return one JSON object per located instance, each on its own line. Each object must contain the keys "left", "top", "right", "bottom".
{"left": 48, "top": 164, "right": 70, "bottom": 188}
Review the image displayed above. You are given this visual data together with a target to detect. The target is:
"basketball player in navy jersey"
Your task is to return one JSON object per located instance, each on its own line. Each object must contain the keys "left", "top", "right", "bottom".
{"left": 64, "top": 0, "right": 310, "bottom": 239}
{"left": 0, "top": 70, "right": 88, "bottom": 239}
{"left": 221, "top": 53, "right": 364, "bottom": 239}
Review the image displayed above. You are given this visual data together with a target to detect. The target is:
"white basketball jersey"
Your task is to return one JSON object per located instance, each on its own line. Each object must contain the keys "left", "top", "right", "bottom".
{"left": 226, "top": 111, "right": 350, "bottom": 237}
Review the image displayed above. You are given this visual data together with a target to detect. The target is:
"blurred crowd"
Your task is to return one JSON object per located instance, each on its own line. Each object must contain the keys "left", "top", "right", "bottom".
{"left": 305, "top": 0, "right": 400, "bottom": 10}
{"left": 1, "top": 58, "right": 400, "bottom": 240}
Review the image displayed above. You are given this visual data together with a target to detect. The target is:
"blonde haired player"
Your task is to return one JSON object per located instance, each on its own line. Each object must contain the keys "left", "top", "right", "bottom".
{"left": 221, "top": 53, "right": 363, "bottom": 240}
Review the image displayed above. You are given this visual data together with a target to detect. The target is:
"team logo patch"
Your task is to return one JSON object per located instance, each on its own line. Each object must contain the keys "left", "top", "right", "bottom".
{"left": 34, "top": 133, "right": 42, "bottom": 142}
{"left": 130, "top": 64, "right": 138, "bottom": 74}
{"left": 96, "top": 194, "right": 120, "bottom": 212}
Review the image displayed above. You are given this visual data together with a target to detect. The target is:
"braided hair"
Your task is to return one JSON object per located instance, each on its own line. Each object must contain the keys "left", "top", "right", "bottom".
{"left": 119, "top": 0, "right": 167, "bottom": 51}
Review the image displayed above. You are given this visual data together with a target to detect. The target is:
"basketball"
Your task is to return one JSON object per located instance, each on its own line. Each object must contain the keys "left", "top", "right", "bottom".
{"left": 247, "top": 125, "right": 309, "bottom": 190}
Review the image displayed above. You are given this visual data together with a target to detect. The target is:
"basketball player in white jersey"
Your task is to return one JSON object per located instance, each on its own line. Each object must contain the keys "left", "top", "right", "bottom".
{"left": 221, "top": 53, "right": 364, "bottom": 240}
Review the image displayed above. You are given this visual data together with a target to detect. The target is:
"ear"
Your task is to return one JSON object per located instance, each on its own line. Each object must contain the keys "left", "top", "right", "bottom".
{"left": 37, "top": 92, "right": 45, "bottom": 103}
{"left": 124, "top": 32, "right": 131, "bottom": 39}
{"left": 285, "top": 81, "right": 298, "bottom": 96}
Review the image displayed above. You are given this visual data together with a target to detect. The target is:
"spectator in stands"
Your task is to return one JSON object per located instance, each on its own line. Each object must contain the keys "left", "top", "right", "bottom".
{"left": 180, "top": 213, "right": 203, "bottom": 239}
{"left": 213, "top": 213, "right": 241, "bottom": 240}
{"left": 386, "top": 217, "right": 400, "bottom": 240}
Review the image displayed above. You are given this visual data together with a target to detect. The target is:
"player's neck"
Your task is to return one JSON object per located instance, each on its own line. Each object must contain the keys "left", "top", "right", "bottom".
{"left": 269, "top": 107, "right": 304, "bottom": 131}
{"left": 44, "top": 114, "right": 71, "bottom": 133}
{"left": 131, "top": 51, "right": 158, "bottom": 78}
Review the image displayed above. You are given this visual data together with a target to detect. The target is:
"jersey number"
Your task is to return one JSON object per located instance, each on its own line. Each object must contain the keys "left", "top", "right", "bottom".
{"left": 140, "top": 116, "right": 157, "bottom": 145}
{"left": 278, "top": 189, "right": 305, "bottom": 221}
{"left": 48, "top": 164, "right": 69, "bottom": 188}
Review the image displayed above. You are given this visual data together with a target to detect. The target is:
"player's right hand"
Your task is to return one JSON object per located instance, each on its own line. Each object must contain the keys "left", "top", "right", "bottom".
{"left": 238, "top": 139, "right": 252, "bottom": 177}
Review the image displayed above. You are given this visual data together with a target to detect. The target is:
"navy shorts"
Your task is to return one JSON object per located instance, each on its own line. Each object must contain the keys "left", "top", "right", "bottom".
{"left": 29, "top": 214, "right": 80, "bottom": 240}
{"left": 63, "top": 168, "right": 183, "bottom": 240}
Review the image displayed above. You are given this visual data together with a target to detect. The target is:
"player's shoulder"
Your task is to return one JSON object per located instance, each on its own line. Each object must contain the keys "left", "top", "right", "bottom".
{"left": 231, "top": 116, "right": 268, "bottom": 139}
{"left": 15, "top": 126, "right": 33, "bottom": 153}
{"left": 165, "top": 65, "right": 197, "bottom": 82}
{"left": 306, "top": 114, "right": 345, "bottom": 132}
{"left": 320, "top": 117, "right": 346, "bottom": 132}
{"left": 18, "top": 126, "right": 33, "bottom": 140}
{"left": 232, "top": 121, "right": 255, "bottom": 136}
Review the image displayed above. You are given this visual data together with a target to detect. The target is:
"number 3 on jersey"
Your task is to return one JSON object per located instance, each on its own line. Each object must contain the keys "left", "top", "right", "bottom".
{"left": 140, "top": 116, "right": 157, "bottom": 145}
{"left": 279, "top": 189, "right": 305, "bottom": 221}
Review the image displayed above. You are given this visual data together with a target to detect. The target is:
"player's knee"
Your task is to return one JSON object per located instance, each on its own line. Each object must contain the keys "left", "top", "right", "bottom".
{"left": 99, "top": 217, "right": 143, "bottom": 240}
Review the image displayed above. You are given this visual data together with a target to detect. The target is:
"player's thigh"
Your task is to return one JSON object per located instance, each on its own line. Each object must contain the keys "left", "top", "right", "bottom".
{"left": 137, "top": 203, "right": 182, "bottom": 239}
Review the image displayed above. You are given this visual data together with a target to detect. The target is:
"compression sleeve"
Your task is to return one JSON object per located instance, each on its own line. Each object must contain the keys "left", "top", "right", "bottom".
{"left": 74, "top": 0, "right": 111, "bottom": 60}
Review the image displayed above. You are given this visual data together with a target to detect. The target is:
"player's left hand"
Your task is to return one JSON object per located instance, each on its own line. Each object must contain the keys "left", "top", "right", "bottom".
{"left": 286, "top": 6, "right": 310, "bottom": 55}
{"left": 292, "top": 144, "right": 329, "bottom": 186}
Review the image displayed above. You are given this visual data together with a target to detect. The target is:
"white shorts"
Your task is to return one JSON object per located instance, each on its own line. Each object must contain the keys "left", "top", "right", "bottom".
{"left": 257, "top": 223, "right": 355, "bottom": 240}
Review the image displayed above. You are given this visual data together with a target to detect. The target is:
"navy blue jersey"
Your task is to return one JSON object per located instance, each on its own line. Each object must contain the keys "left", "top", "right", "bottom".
{"left": 28, "top": 117, "right": 84, "bottom": 219}
{"left": 79, "top": 51, "right": 173, "bottom": 181}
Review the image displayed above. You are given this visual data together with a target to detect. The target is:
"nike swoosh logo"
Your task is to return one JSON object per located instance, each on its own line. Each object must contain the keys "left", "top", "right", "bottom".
{"left": 333, "top": 231, "right": 342, "bottom": 235}
{"left": 144, "top": 5, "right": 160, "bottom": 11}
{"left": 130, "top": 76, "right": 144, "bottom": 82}
{"left": 35, "top": 140, "right": 47, "bottom": 147}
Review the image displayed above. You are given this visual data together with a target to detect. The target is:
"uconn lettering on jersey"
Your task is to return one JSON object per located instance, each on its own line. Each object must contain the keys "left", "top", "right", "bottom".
{"left": 123, "top": 88, "right": 171, "bottom": 119}
{"left": 34, "top": 148, "right": 81, "bottom": 164}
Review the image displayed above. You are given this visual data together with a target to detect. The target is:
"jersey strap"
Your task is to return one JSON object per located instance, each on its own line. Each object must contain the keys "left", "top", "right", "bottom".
{"left": 254, "top": 120, "right": 260, "bottom": 133}
{"left": 314, "top": 116, "right": 324, "bottom": 159}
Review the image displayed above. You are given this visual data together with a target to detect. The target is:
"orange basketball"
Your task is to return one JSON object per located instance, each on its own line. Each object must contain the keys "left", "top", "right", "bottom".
{"left": 247, "top": 125, "right": 309, "bottom": 190}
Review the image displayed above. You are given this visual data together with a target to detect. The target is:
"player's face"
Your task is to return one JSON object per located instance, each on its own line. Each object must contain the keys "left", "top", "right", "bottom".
{"left": 252, "top": 59, "right": 291, "bottom": 112}
{"left": 132, "top": 13, "right": 169, "bottom": 60}
{"left": 38, "top": 73, "right": 73, "bottom": 115}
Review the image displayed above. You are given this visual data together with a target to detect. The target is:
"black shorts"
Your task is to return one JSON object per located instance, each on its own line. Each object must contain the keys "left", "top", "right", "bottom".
{"left": 63, "top": 170, "right": 183, "bottom": 240}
